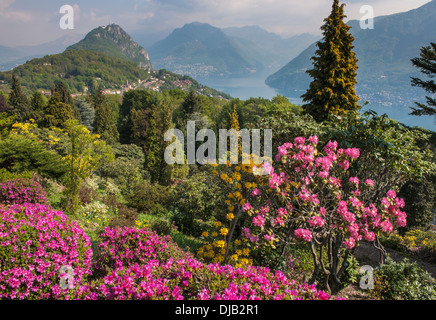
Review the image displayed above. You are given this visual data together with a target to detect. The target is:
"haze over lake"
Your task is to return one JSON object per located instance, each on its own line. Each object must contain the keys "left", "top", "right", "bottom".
{"left": 201, "top": 74, "right": 436, "bottom": 131}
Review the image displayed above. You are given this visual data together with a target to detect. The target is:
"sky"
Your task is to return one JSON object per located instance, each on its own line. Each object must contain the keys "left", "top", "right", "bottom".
{"left": 0, "top": 0, "right": 432, "bottom": 47}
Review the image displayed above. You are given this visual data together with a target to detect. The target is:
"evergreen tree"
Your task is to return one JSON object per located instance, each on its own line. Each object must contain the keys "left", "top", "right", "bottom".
{"left": 144, "top": 104, "right": 160, "bottom": 182}
{"left": 52, "top": 80, "right": 73, "bottom": 106}
{"left": 0, "top": 94, "right": 9, "bottom": 114}
{"left": 180, "top": 90, "right": 202, "bottom": 123}
{"left": 91, "top": 87, "right": 119, "bottom": 145}
{"left": 301, "top": 0, "right": 360, "bottom": 122}
{"left": 8, "top": 74, "right": 30, "bottom": 122}
{"left": 75, "top": 98, "right": 95, "bottom": 132}
{"left": 30, "top": 91, "right": 47, "bottom": 123}
{"left": 158, "top": 103, "right": 174, "bottom": 185}
{"left": 42, "top": 92, "right": 75, "bottom": 129}
{"left": 410, "top": 42, "right": 436, "bottom": 117}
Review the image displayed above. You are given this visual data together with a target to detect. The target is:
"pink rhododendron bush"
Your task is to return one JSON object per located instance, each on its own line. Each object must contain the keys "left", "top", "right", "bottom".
{"left": 0, "top": 203, "right": 93, "bottom": 299}
{"left": 240, "top": 136, "right": 407, "bottom": 293}
{"left": 73, "top": 227, "right": 336, "bottom": 300}
{"left": 0, "top": 179, "right": 48, "bottom": 206}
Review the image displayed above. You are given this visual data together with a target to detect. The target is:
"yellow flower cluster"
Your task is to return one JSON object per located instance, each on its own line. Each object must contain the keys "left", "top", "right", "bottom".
{"left": 196, "top": 155, "right": 269, "bottom": 267}
{"left": 11, "top": 120, "right": 38, "bottom": 139}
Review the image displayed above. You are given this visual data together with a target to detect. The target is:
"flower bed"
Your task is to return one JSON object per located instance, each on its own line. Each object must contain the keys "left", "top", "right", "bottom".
{"left": 0, "top": 203, "right": 93, "bottom": 299}
{"left": 0, "top": 178, "right": 48, "bottom": 205}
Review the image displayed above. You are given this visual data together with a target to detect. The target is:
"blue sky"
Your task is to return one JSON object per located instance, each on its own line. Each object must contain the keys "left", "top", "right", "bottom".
{"left": 0, "top": 0, "right": 431, "bottom": 46}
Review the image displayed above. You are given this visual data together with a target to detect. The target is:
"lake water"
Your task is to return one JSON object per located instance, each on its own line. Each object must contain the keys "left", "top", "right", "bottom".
{"left": 201, "top": 75, "right": 436, "bottom": 132}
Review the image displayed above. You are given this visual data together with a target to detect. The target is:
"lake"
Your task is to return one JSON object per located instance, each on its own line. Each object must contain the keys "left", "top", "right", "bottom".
{"left": 201, "top": 74, "right": 436, "bottom": 132}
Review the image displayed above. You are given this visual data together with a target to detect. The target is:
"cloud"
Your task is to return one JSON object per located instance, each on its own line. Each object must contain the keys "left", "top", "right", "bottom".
{"left": 0, "top": 0, "right": 432, "bottom": 46}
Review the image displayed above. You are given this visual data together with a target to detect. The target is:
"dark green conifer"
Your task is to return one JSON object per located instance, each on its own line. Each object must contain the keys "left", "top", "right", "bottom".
{"left": 410, "top": 42, "right": 436, "bottom": 117}
{"left": 8, "top": 74, "right": 30, "bottom": 122}
{"left": 301, "top": 0, "right": 360, "bottom": 122}
{"left": 92, "top": 87, "right": 119, "bottom": 145}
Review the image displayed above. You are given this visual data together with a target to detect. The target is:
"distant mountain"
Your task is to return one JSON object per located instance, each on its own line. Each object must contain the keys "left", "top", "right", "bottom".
{"left": 0, "top": 49, "right": 152, "bottom": 93}
{"left": 148, "top": 22, "right": 320, "bottom": 80}
{"left": 223, "top": 26, "right": 319, "bottom": 70}
{"left": 0, "top": 34, "right": 83, "bottom": 71}
{"left": 266, "top": 0, "right": 436, "bottom": 114}
{"left": 67, "top": 24, "right": 153, "bottom": 69}
{"left": 148, "top": 22, "right": 261, "bottom": 79}
{"left": 0, "top": 49, "right": 231, "bottom": 99}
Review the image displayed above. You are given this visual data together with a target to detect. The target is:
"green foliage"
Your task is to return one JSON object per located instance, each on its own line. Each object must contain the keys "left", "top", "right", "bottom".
{"left": 0, "top": 135, "right": 67, "bottom": 180}
{"left": 42, "top": 92, "right": 75, "bottom": 129}
{"left": 125, "top": 180, "right": 172, "bottom": 216}
{"left": 62, "top": 120, "right": 114, "bottom": 215}
{"left": 0, "top": 50, "right": 151, "bottom": 93}
{"left": 8, "top": 74, "right": 30, "bottom": 122}
{"left": 0, "top": 168, "right": 33, "bottom": 182}
{"left": 371, "top": 258, "right": 436, "bottom": 300}
{"left": 91, "top": 88, "right": 119, "bottom": 145}
{"left": 171, "top": 171, "right": 226, "bottom": 236}
{"left": 98, "top": 144, "right": 146, "bottom": 194}
{"left": 0, "top": 112, "right": 15, "bottom": 138}
{"left": 410, "top": 42, "right": 436, "bottom": 116}
{"left": 301, "top": 0, "right": 360, "bottom": 121}
{"left": 74, "top": 97, "right": 95, "bottom": 132}
{"left": 398, "top": 174, "right": 436, "bottom": 232}
{"left": 29, "top": 91, "right": 48, "bottom": 123}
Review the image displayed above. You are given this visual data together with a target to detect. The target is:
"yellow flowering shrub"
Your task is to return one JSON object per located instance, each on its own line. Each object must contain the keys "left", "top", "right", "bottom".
{"left": 196, "top": 153, "right": 269, "bottom": 268}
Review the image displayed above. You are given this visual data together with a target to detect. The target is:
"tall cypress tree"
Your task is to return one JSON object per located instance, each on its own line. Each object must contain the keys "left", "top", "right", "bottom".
{"left": 410, "top": 42, "right": 436, "bottom": 117}
{"left": 92, "top": 87, "right": 119, "bottom": 145}
{"left": 301, "top": 0, "right": 360, "bottom": 122}
{"left": 144, "top": 104, "right": 160, "bottom": 182}
{"left": 8, "top": 74, "right": 30, "bottom": 122}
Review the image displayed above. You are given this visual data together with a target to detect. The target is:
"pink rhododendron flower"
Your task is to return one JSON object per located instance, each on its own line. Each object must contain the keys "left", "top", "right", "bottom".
{"left": 308, "top": 136, "right": 319, "bottom": 145}
{"left": 252, "top": 215, "right": 265, "bottom": 227}
{"left": 294, "top": 228, "right": 312, "bottom": 242}
{"left": 242, "top": 203, "right": 253, "bottom": 212}
{"left": 343, "top": 237, "right": 355, "bottom": 249}
{"left": 344, "top": 148, "right": 360, "bottom": 159}
{"left": 348, "top": 177, "right": 359, "bottom": 185}
{"left": 386, "top": 190, "right": 397, "bottom": 199}
{"left": 308, "top": 216, "right": 325, "bottom": 228}
{"left": 364, "top": 179, "right": 375, "bottom": 187}
{"left": 251, "top": 188, "right": 261, "bottom": 197}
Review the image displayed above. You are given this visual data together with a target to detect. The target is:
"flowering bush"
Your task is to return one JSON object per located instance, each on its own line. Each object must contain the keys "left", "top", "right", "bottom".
{"left": 240, "top": 136, "right": 407, "bottom": 293}
{"left": 71, "top": 226, "right": 338, "bottom": 300}
{"left": 74, "top": 258, "right": 338, "bottom": 300}
{"left": 91, "top": 226, "right": 192, "bottom": 278}
{"left": 0, "top": 178, "right": 48, "bottom": 205}
{"left": 79, "top": 201, "right": 109, "bottom": 220}
{"left": 0, "top": 203, "right": 93, "bottom": 299}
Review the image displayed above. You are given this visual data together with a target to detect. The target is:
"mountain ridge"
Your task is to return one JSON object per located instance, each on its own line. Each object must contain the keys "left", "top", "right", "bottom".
{"left": 66, "top": 24, "right": 153, "bottom": 70}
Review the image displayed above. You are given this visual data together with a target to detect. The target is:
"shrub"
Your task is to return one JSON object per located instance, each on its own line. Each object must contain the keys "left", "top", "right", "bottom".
{"left": 105, "top": 194, "right": 138, "bottom": 229}
{"left": 171, "top": 171, "right": 226, "bottom": 236}
{"left": 0, "top": 168, "right": 33, "bottom": 182}
{"left": 77, "top": 185, "right": 99, "bottom": 205}
{"left": 79, "top": 201, "right": 109, "bottom": 220}
{"left": 91, "top": 226, "right": 191, "bottom": 279}
{"left": 72, "top": 227, "right": 338, "bottom": 300}
{"left": 74, "top": 259, "right": 338, "bottom": 300}
{"left": 371, "top": 258, "right": 436, "bottom": 300}
{"left": 0, "top": 178, "right": 48, "bottom": 205}
{"left": 125, "top": 181, "right": 171, "bottom": 215}
{"left": 0, "top": 203, "right": 93, "bottom": 299}
{"left": 150, "top": 217, "right": 174, "bottom": 236}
